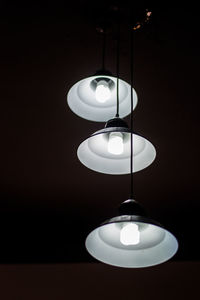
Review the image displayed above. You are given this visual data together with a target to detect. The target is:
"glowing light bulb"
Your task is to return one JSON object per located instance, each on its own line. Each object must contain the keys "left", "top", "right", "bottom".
{"left": 95, "top": 80, "right": 111, "bottom": 103}
{"left": 108, "top": 132, "right": 123, "bottom": 155}
{"left": 120, "top": 223, "right": 140, "bottom": 245}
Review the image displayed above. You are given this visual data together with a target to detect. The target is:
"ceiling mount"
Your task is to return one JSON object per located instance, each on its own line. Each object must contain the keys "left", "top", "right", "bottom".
{"left": 80, "top": 2, "right": 152, "bottom": 34}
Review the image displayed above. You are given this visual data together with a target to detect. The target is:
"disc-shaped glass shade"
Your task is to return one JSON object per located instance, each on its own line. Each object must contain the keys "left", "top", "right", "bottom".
{"left": 67, "top": 75, "right": 138, "bottom": 122}
{"left": 85, "top": 215, "right": 178, "bottom": 268}
{"left": 77, "top": 127, "right": 156, "bottom": 175}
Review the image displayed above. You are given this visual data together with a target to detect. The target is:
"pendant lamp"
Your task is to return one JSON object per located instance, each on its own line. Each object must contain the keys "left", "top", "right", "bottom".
{"left": 77, "top": 19, "right": 156, "bottom": 174}
{"left": 85, "top": 12, "right": 178, "bottom": 268}
{"left": 67, "top": 22, "right": 137, "bottom": 122}
{"left": 77, "top": 117, "right": 156, "bottom": 174}
{"left": 67, "top": 71, "right": 137, "bottom": 122}
{"left": 85, "top": 199, "right": 178, "bottom": 268}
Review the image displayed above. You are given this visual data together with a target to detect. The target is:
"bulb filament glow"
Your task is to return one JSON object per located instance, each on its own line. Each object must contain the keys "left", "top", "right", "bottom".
{"left": 120, "top": 223, "right": 140, "bottom": 245}
{"left": 95, "top": 80, "right": 111, "bottom": 103}
{"left": 108, "top": 132, "right": 123, "bottom": 155}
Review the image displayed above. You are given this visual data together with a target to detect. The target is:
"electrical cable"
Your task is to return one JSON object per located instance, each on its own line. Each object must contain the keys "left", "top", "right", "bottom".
{"left": 130, "top": 26, "right": 134, "bottom": 199}
{"left": 116, "top": 14, "right": 120, "bottom": 118}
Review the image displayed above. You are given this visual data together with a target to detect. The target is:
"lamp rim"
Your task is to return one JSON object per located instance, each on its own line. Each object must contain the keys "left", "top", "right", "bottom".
{"left": 91, "top": 126, "right": 131, "bottom": 137}
{"left": 101, "top": 215, "right": 163, "bottom": 229}
{"left": 89, "top": 127, "right": 154, "bottom": 149}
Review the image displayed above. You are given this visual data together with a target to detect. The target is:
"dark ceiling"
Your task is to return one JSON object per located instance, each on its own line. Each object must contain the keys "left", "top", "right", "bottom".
{"left": 0, "top": 2, "right": 199, "bottom": 264}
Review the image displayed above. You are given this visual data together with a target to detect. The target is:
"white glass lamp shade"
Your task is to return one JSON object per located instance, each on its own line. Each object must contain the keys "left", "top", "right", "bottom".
{"left": 85, "top": 215, "right": 178, "bottom": 268}
{"left": 67, "top": 75, "right": 138, "bottom": 122}
{"left": 77, "top": 127, "right": 156, "bottom": 175}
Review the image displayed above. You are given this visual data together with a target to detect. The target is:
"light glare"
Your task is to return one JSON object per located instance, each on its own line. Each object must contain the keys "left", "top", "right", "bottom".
{"left": 120, "top": 223, "right": 140, "bottom": 245}
{"left": 95, "top": 80, "right": 111, "bottom": 103}
{"left": 108, "top": 132, "right": 123, "bottom": 155}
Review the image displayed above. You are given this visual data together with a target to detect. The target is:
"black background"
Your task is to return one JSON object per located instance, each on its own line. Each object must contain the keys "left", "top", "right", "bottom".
{"left": 0, "top": 2, "right": 200, "bottom": 264}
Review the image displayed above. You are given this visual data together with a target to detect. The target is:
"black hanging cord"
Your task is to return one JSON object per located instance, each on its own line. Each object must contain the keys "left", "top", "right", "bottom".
{"left": 130, "top": 26, "right": 134, "bottom": 199}
{"left": 102, "top": 27, "right": 106, "bottom": 70}
{"left": 116, "top": 16, "right": 120, "bottom": 118}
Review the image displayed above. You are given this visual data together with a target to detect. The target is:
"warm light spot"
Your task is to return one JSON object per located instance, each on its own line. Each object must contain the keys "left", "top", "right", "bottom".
{"left": 133, "top": 23, "right": 141, "bottom": 31}
{"left": 147, "top": 11, "right": 152, "bottom": 17}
